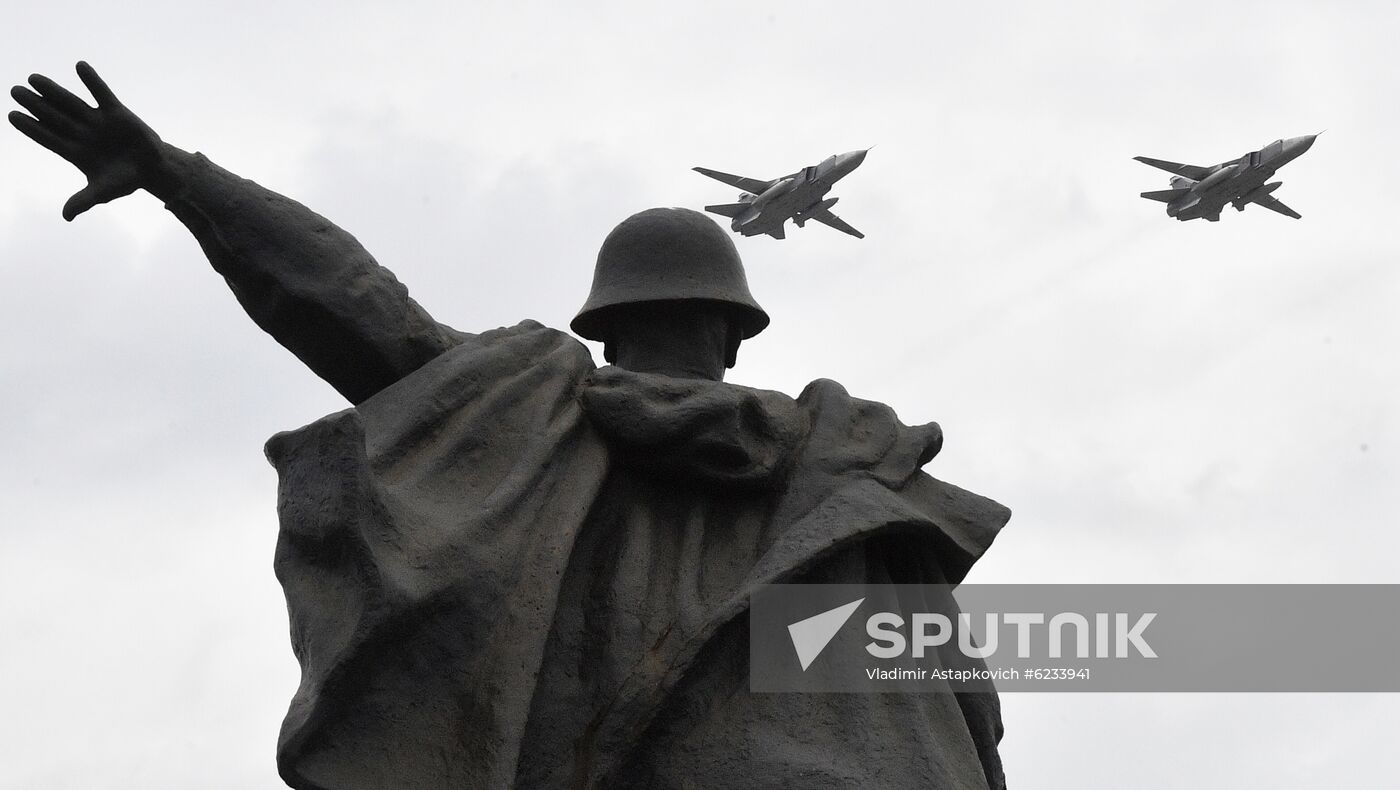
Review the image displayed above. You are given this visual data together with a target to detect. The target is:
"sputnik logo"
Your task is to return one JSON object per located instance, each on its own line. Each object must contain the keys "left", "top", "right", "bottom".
{"left": 786, "top": 598, "right": 865, "bottom": 671}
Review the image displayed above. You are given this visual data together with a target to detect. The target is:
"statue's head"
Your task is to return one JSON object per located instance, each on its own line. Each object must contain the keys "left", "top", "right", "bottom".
{"left": 572, "top": 208, "right": 768, "bottom": 380}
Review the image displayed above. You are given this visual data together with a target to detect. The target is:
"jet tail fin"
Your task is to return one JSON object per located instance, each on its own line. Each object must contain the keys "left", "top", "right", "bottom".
{"left": 1140, "top": 187, "right": 1192, "bottom": 203}
{"left": 704, "top": 202, "right": 749, "bottom": 219}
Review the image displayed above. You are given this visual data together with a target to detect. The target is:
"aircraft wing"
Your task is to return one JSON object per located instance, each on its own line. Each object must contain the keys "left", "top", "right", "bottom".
{"left": 809, "top": 207, "right": 864, "bottom": 239}
{"left": 693, "top": 167, "right": 772, "bottom": 195}
{"left": 1133, "top": 156, "right": 1215, "bottom": 181}
{"left": 1252, "top": 194, "right": 1302, "bottom": 219}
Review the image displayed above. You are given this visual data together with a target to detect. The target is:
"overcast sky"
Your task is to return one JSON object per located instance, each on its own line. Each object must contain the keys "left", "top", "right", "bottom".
{"left": 3, "top": 1, "right": 1398, "bottom": 787}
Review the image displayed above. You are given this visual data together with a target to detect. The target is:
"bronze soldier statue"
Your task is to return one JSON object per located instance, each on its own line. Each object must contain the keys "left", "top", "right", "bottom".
{"left": 11, "top": 62, "right": 1011, "bottom": 790}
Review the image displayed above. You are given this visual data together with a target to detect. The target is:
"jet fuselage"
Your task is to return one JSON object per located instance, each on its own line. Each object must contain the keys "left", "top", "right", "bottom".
{"left": 695, "top": 150, "right": 868, "bottom": 239}
{"left": 1137, "top": 135, "right": 1317, "bottom": 222}
{"left": 733, "top": 151, "right": 864, "bottom": 236}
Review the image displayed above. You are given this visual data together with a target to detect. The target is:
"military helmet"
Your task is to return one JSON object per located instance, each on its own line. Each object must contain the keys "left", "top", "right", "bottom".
{"left": 571, "top": 207, "right": 769, "bottom": 341}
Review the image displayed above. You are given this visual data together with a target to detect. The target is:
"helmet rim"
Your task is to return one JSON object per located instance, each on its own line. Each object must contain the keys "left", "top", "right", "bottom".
{"left": 570, "top": 297, "right": 769, "bottom": 341}
{"left": 571, "top": 208, "right": 769, "bottom": 342}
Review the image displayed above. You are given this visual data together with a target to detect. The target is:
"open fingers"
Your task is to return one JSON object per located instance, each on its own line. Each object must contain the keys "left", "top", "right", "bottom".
{"left": 27, "top": 73, "right": 94, "bottom": 117}
{"left": 7, "top": 110, "right": 78, "bottom": 160}
{"left": 10, "top": 85, "right": 83, "bottom": 136}
{"left": 75, "top": 61, "right": 121, "bottom": 109}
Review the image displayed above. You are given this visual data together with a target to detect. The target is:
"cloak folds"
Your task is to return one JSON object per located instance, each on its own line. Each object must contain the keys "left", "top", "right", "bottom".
{"left": 266, "top": 321, "right": 1010, "bottom": 790}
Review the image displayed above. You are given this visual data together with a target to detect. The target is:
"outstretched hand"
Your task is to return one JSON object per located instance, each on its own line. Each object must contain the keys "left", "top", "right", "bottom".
{"left": 9, "top": 62, "right": 165, "bottom": 221}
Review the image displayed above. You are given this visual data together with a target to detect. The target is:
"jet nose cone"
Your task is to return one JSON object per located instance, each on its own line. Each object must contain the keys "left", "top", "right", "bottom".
{"left": 1284, "top": 134, "right": 1317, "bottom": 155}
{"left": 837, "top": 149, "right": 868, "bottom": 170}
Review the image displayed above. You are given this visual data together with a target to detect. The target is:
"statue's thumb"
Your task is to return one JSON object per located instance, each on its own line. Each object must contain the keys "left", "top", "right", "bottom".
{"left": 62, "top": 187, "right": 100, "bottom": 222}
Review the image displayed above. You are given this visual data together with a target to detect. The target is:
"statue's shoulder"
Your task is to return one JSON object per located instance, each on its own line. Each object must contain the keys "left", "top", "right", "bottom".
{"left": 475, "top": 319, "right": 584, "bottom": 347}
{"left": 268, "top": 320, "right": 593, "bottom": 458}
{"left": 440, "top": 319, "right": 595, "bottom": 373}
{"left": 792, "top": 378, "right": 944, "bottom": 482}
{"left": 783, "top": 377, "right": 1011, "bottom": 582}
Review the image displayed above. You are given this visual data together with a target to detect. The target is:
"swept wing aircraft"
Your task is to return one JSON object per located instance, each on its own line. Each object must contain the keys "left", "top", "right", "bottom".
{"left": 694, "top": 149, "right": 868, "bottom": 239}
{"left": 1135, "top": 134, "right": 1318, "bottom": 222}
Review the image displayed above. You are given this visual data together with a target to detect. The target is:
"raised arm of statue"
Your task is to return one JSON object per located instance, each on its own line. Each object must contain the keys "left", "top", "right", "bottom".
{"left": 9, "top": 63, "right": 467, "bottom": 404}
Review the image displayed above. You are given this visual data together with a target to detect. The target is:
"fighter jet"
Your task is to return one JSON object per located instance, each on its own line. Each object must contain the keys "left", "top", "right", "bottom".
{"left": 694, "top": 150, "right": 868, "bottom": 239}
{"left": 1135, "top": 134, "right": 1318, "bottom": 222}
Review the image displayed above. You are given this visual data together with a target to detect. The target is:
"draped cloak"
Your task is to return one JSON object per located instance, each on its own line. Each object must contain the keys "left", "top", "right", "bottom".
{"left": 265, "top": 320, "right": 1011, "bottom": 790}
